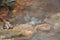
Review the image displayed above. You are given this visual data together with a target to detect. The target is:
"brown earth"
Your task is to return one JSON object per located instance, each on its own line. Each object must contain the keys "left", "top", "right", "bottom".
{"left": 0, "top": 0, "right": 60, "bottom": 40}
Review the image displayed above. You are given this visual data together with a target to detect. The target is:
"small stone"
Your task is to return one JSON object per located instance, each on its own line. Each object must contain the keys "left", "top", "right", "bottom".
{"left": 36, "top": 24, "right": 51, "bottom": 32}
{"left": 13, "top": 23, "right": 33, "bottom": 36}
{"left": 4, "top": 23, "right": 34, "bottom": 37}
{"left": 21, "top": 30, "right": 33, "bottom": 36}
{"left": 0, "top": 35, "right": 6, "bottom": 38}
